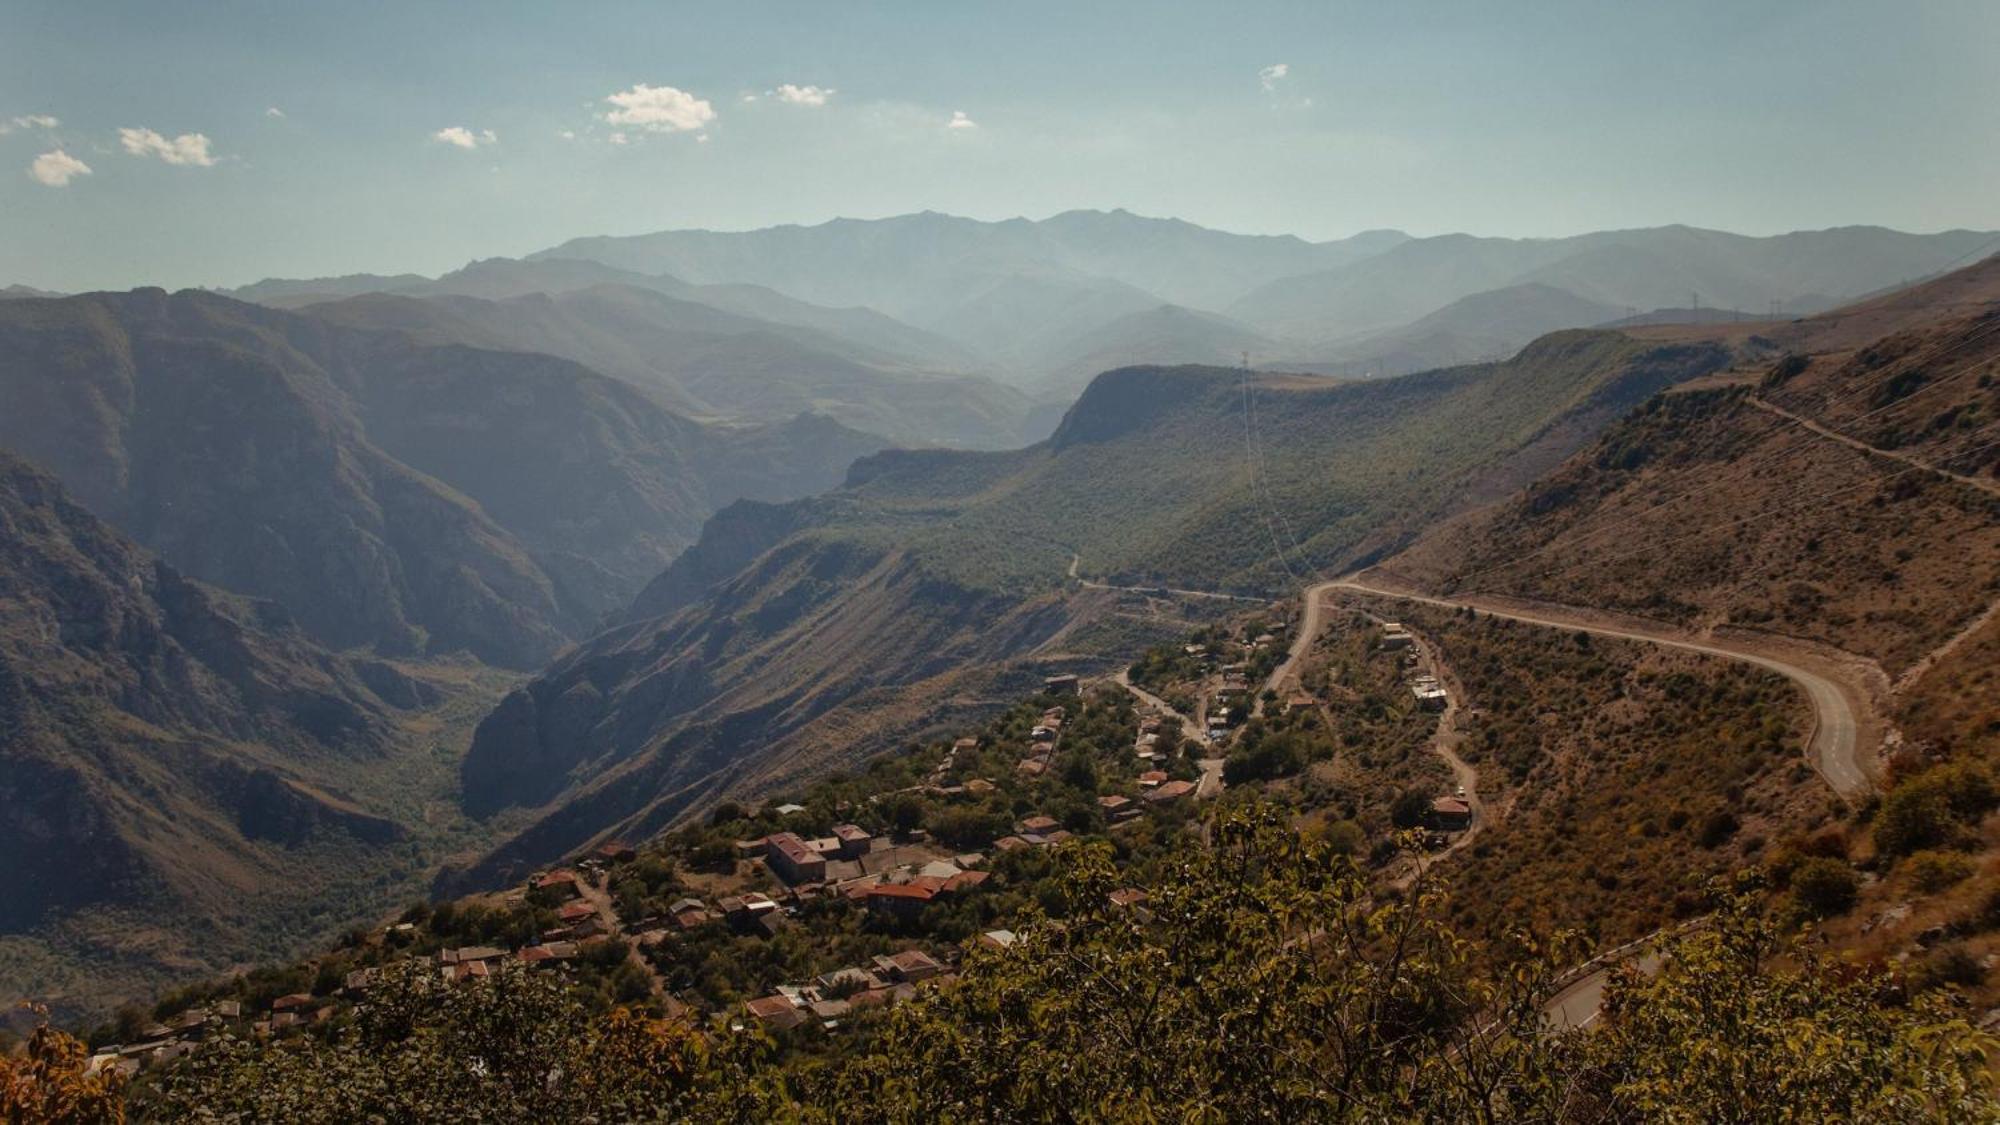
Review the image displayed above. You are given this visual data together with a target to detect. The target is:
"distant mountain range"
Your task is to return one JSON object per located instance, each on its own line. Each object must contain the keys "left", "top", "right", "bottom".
{"left": 175, "top": 211, "right": 1993, "bottom": 439}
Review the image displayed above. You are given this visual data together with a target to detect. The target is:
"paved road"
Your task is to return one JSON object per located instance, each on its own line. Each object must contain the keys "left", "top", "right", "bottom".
{"left": 1323, "top": 578, "right": 1874, "bottom": 800}
{"left": 1262, "top": 581, "right": 1331, "bottom": 703}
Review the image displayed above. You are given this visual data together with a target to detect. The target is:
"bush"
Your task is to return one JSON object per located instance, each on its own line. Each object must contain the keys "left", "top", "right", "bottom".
{"left": 1790, "top": 857, "right": 1860, "bottom": 918}
{"left": 1696, "top": 810, "right": 1738, "bottom": 849}
{"left": 1906, "top": 850, "right": 1975, "bottom": 894}
{"left": 1874, "top": 763, "right": 1995, "bottom": 857}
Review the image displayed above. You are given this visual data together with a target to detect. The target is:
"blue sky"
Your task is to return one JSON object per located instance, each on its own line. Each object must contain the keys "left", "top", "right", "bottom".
{"left": 3, "top": 1, "right": 1996, "bottom": 291}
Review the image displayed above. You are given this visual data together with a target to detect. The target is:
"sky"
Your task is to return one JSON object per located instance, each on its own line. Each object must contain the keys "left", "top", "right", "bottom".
{"left": 3, "top": 0, "right": 1997, "bottom": 292}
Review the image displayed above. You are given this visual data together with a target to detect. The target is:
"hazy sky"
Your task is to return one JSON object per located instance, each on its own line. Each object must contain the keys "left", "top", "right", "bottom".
{"left": 4, "top": 1, "right": 1996, "bottom": 292}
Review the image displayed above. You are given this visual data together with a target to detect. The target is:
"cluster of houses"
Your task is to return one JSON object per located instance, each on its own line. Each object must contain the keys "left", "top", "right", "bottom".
{"left": 1017, "top": 703, "right": 1069, "bottom": 777}
{"left": 739, "top": 947, "right": 950, "bottom": 1033}
{"left": 85, "top": 1000, "right": 246, "bottom": 1077}
{"left": 1383, "top": 623, "right": 1449, "bottom": 711}
{"left": 735, "top": 823, "right": 993, "bottom": 922}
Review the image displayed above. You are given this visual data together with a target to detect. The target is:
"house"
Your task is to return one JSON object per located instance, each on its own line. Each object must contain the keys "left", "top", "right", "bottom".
{"left": 953, "top": 736, "right": 980, "bottom": 752}
{"left": 1144, "top": 779, "right": 1196, "bottom": 803}
{"left": 962, "top": 778, "right": 997, "bottom": 794}
{"left": 832, "top": 823, "right": 874, "bottom": 859}
{"left": 1108, "top": 888, "right": 1149, "bottom": 910}
{"left": 594, "top": 841, "right": 637, "bottom": 864}
{"left": 733, "top": 836, "right": 770, "bottom": 860}
{"left": 1017, "top": 758, "right": 1049, "bottom": 777}
{"left": 1017, "top": 815, "right": 1059, "bottom": 836}
{"left": 1043, "top": 673, "right": 1081, "bottom": 696}
{"left": 1380, "top": 624, "right": 1414, "bottom": 650}
{"left": 977, "top": 930, "right": 1018, "bottom": 951}
{"left": 865, "top": 881, "right": 938, "bottom": 921}
{"left": 534, "top": 870, "right": 582, "bottom": 900}
{"left": 557, "top": 901, "right": 598, "bottom": 925}
{"left": 1138, "top": 770, "right": 1168, "bottom": 788}
{"left": 993, "top": 835, "right": 1031, "bottom": 852}
{"left": 817, "top": 966, "right": 885, "bottom": 993}
{"left": 1097, "top": 794, "right": 1139, "bottom": 822}
{"left": 942, "top": 869, "right": 990, "bottom": 893}
{"left": 809, "top": 998, "right": 852, "bottom": 1023}
{"left": 270, "top": 993, "right": 314, "bottom": 1013}
{"left": 773, "top": 803, "right": 808, "bottom": 816}
{"left": 1284, "top": 692, "right": 1318, "bottom": 714}
{"left": 744, "top": 994, "right": 808, "bottom": 1031}
{"left": 1410, "top": 678, "right": 1449, "bottom": 710}
{"left": 765, "top": 831, "right": 827, "bottom": 883}
{"left": 872, "top": 949, "right": 944, "bottom": 983}
{"left": 1430, "top": 796, "right": 1473, "bottom": 831}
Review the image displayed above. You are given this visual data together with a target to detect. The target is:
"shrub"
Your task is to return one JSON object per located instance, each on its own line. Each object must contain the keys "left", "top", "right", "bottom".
{"left": 1790, "top": 857, "right": 1861, "bottom": 918}
{"left": 1906, "top": 849, "right": 1975, "bottom": 894}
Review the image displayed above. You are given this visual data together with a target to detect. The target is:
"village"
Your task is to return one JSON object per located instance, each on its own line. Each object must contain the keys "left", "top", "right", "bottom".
{"left": 85, "top": 598, "right": 1483, "bottom": 1075}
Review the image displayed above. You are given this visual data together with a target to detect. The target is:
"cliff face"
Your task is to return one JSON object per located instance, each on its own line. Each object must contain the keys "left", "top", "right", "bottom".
{"left": 0, "top": 452, "right": 410, "bottom": 931}
{"left": 0, "top": 289, "right": 886, "bottom": 668}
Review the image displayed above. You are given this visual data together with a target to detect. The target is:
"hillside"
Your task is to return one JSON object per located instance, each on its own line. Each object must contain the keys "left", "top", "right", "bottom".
{"left": 1286, "top": 283, "right": 1624, "bottom": 377}
{"left": 0, "top": 452, "right": 508, "bottom": 1023}
{"left": 449, "top": 332, "right": 1729, "bottom": 885}
{"left": 301, "top": 285, "right": 1028, "bottom": 448}
{"left": 0, "top": 289, "right": 883, "bottom": 668}
{"left": 1376, "top": 302, "right": 2000, "bottom": 678}
{"left": 1229, "top": 225, "right": 1997, "bottom": 343}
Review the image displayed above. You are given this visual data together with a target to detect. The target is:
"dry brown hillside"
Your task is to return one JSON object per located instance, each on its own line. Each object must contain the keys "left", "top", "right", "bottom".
{"left": 1378, "top": 300, "right": 2000, "bottom": 678}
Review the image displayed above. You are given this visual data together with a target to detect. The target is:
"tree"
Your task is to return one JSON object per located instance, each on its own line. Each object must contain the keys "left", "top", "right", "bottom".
{"left": 1789, "top": 856, "right": 1860, "bottom": 917}
{"left": 1, "top": 1008, "right": 125, "bottom": 1124}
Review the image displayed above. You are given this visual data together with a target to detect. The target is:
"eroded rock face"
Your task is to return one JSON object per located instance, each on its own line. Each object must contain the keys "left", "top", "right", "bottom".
{"left": 0, "top": 451, "right": 407, "bottom": 931}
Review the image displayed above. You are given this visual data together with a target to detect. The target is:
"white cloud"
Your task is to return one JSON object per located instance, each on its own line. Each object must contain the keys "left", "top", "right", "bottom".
{"left": 432, "top": 126, "right": 497, "bottom": 149}
{"left": 947, "top": 110, "right": 977, "bottom": 130}
{"left": 608, "top": 131, "right": 629, "bottom": 146}
{"left": 119, "top": 127, "right": 216, "bottom": 166}
{"left": 1, "top": 114, "right": 60, "bottom": 135}
{"left": 265, "top": 106, "right": 285, "bottom": 119}
{"left": 1259, "top": 63, "right": 1290, "bottom": 92}
{"left": 602, "top": 83, "right": 715, "bottom": 133}
{"left": 771, "top": 84, "right": 834, "bottom": 107}
{"left": 29, "top": 149, "right": 90, "bottom": 186}
{"left": 557, "top": 128, "right": 576, "bottom": 140}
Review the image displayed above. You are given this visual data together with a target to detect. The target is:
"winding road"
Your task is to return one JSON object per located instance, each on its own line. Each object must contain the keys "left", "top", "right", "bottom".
{"left": 1321, "top": 577, "right": 1876, "bottom": 800}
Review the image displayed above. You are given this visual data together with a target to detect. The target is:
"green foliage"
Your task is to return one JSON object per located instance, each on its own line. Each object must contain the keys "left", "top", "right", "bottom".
{"left": 1906, "top": 849, "right": 1975, "bottom": 894}
{"left": 1788, "top": 856, "right": 1860, "bottom": 918}
{"left": 121, "top": 811, "right": 2000, "bottom": 1121}
{"left": 1875, "top": 761, "right": 1999, "bottom": 857}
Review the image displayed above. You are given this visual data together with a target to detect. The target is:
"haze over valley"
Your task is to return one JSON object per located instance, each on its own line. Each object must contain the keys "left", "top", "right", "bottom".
{"left": 5, "top": 4, "right": 2000, "bottom": 1118}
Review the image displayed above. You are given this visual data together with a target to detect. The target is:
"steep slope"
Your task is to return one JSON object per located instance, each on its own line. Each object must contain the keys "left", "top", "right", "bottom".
{"left": 450, "top": 331, "right": 1729, "bottom": 886}
{"left": 0, "top": 290, "right": 883, "bottom": 667}
{"left": 1231, "top": 225, "right": 1998, "bottom": 342}
{"left": 1376, "top": 285, "right": 2000, "bottom": 679}
{"left": 0, "top": 452, "right": 484, "bottom": 1019}
{"left": 302, "top": 285, "right": 1028, "bottom": 448}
